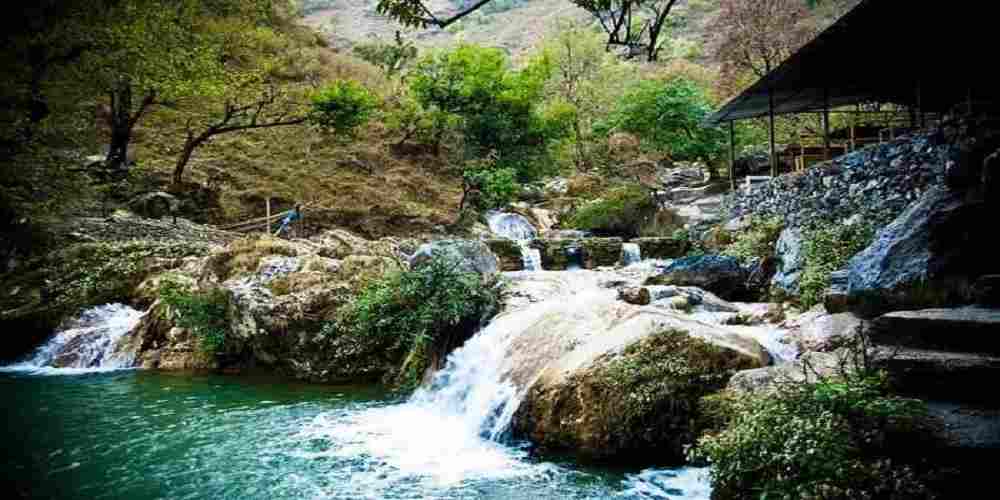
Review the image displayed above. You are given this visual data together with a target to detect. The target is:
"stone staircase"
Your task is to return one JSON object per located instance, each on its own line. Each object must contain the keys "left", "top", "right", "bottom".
{"left": 870, "top": 306, "right": 1000, "bottom": 487}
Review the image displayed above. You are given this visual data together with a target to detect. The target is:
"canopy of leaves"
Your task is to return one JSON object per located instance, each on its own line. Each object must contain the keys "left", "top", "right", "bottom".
{"left": 602, "top": 76, "right": 725, "bottom": 163}
{"left": 309, "top": 80, "right": 378, "bottom": 135}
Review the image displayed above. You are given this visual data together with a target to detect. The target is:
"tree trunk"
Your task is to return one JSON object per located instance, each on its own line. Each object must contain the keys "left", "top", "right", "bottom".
{"left": 106, "top": 79, "right": 133, "bottom": 170}
{"left": 173, "top": 137, "right": 202, "bottom": 187}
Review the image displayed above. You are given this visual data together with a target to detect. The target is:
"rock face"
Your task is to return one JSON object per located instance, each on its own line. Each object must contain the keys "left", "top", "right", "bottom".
{"left": 483, "top": 239, "right": 523, "bottom": 272}
{"left": 871, "top": 307, "right": 1000, "bottom": 356}
{"left": 771, "top": 227, "right": 804, "bottom": 295}
{"left": 513, "top": 328, "right": 764, "bottom": 462}
{"left": 646, "top": 255, "right": 750, "bottom": 302}
{"left": 845, "top": 186, "right": 998, "bottom": 314}
{"left": 631, "top": 237, "right": 688, "bottom": 260}
{"left": 410, "top": 239, "right": 499, "bottom": 276}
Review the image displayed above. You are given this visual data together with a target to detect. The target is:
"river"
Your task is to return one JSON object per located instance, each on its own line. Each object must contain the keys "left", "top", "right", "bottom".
{"left": 1, "top": 370, "right": 709, "bottom": 499}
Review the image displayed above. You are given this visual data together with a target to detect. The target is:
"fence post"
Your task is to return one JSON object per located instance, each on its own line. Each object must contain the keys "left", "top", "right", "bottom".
{"left": 265, "top": 198, "right": 271, "bottom": 235}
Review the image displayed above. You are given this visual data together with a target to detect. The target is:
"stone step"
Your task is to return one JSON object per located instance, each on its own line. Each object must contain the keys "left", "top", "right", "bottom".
{"left": 875, "top": 347, "right": 1000, "bottom": 404}
{"left": 923, "top": 400, "right": 1000, "bottom": 496}
{"left": 871, "top": 307, "right": 1000, "bottom": 356}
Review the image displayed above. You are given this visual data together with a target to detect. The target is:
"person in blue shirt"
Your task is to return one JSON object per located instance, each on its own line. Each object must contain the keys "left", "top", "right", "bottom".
{"left": 274, "top": 204, "right": 302, "bottom": 237}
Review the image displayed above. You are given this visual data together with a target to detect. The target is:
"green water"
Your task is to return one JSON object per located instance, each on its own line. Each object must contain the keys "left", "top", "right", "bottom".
{"left": 1, "top": 371, "right": 709, "bottom": 500}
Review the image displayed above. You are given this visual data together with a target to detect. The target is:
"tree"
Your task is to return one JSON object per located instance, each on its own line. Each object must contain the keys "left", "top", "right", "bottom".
{"left": 710, "top": 0, "right": 816, "bottom": 97}
{"left": 540, "top": 21, "right": 637, "bottom": 170}
{"left": 409, "top": 44, "right": 564, "bottom": 181}
{"left": 376, "top": 0, "right": 680, "bottom": 62}
{"left": 605, "top": 76, "right": 726, "bottom": 178}
{"left": 72, "top": 0, "right": 282, "bottom": 170}
{"left": 571, "top": 0, "right": 680, "bottom": 62}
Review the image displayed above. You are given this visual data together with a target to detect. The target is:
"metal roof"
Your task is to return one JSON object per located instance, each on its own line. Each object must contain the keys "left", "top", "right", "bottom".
{"left": 707, "top": 0, "right": 997, "bottom": 124}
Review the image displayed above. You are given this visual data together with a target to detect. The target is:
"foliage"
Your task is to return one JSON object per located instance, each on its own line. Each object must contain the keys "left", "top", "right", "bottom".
{"left": 723, "top": 216, "right": 784, "bottom": 263}
{"left": 158, "top": 276, "right": 229, "bottom": 353}
{"left": 694, "top": 336, "right": 938, "bottom": 500}
{"left": 601, "top": 76, "right": 725, "bottom": 166}
{"left": 352, "top": 33, "right": 418, "bottom": 76}
{"left": 567, "top": 183, "right": 657, "bottom": 238}
{"left": 464, "top": 162, "right": 520, "bottom": 210}
{"left": 799, "top": 222, "right": 876, "bottom": 308}
{"left": 409, "top": 44, "right": 567, "bottom": 181}
{"left": 334, "top": 256, "right": 502, "bottom": 388}
{"left": 309, "top": 80, "right": 378, "bottom": 135}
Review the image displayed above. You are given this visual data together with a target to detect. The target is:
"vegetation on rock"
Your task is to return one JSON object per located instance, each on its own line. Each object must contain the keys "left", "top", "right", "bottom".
{"left": 567, "top": 184, "right": 658, "bottom": 238}
{"left": 158, "top": 276, "right": 229, "bottom": 354}
{"left": 799, "top": 222, "right": 876, "bottom": 308}
{"left": 695, "top": 337, "right": 940, "bottom": 500}
{"left": 328, "top": 256, "right": 503, "bottom": 390}
{"left": 722, "top": 216, "right": 784, "bottom": 263}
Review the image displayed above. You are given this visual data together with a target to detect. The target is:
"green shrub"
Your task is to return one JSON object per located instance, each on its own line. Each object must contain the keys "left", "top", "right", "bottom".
{"left": 694, "top": 357, "right": 937, "bottom": 500}
{"left": 799, "top": 223, "right": 876, "bottom": 308}
{"left": 464, "top": 166, "right": 520, "bottom": 210}
{"left": 310, "top": 80, "right": 378, "bottom": 135}
{"left": 158, "top": 277, "right": 229, "bottom": 354}
{"left": 352, "top": 34, "right": 418, "bottom": 76}
{"left": 334, "top": 256, "right": 502, "bottom": 390}
{"left": 723, "top": 216, "right": 784, "bottom": 263}
{"left": 567, "top": 184, "right": 657, "bottom": 238}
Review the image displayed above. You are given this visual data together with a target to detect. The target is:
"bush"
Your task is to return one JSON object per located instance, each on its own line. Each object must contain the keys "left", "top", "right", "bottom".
{"left": 567, "top": 184, "right": 658, "bottom": 238}
{"left": 310, "top": 80, "right": 378, "bottom": 135}
{"left": 464, "top": 165, "right": 519, "bottom": 210}
{"left": 799, "top": 222, "right": 876, "bottom": 308}
{"left": 694, "top": 351, "right": 938, "bottom": 500}
{"left": 158, "top": 277, "right": 229, "bottom": 353}
{"left": 334, "top": 256, "right": 502, "bottom": 390}
{"left": 723, "top": 216, "right": 784, "bottom": 263}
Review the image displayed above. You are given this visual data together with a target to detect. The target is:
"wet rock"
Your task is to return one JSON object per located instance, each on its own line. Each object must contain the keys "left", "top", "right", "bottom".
{"left": 483, "top": 239, "right": 523, "bottom": 272}
{"left": 617, "top": 287, "right": 651, "bottom": 306}
{"left": 646, "top": 255, "right": 750, "bottom": 302}
{"left": 513, "top": 328, "right": 765, "bottom": 462}
{"left": 410, "top": 240, "right": 499, "bottom": 277}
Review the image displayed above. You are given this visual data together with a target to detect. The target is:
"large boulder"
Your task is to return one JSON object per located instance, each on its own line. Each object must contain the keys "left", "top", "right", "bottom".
{"left": 409, "top": 239, "right": 499, "bottom": 276}
{"left": 128, "top": 192, "right": 180, "bottom": 219}
{"left": 646, "top": 254, "right": 751, "bottom": 302}
{"left": 513, "top": 327, "right": 765, "bottom": 462}
{"left": 845, "top": 186, "right": 998, "bottom": 315}
{"left": 771, "top": 227, "right": 804, "bottom": 296}
{"left": 781, "top": 306, "right": 866, "bottom": 352}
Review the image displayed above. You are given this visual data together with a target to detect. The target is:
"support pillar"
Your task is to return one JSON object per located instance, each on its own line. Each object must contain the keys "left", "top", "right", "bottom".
{"left": 729, "top": 121, "right": 736, "bottom": 191}
{"left": 768, "top": 89, "right": 777, "bottom": 177}
{"left": 823, "top": 87, "right": 831, "bottom": 161}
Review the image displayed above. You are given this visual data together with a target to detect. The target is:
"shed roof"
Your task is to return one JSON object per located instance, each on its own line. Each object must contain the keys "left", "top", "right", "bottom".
{"left": 707, "top": 0, "right": 996, "bottom": 124}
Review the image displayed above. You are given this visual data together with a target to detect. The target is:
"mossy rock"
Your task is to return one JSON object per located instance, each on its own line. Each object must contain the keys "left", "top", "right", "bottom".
{"left": 484, "top": 238, "right": 523, "bottom": 272}
{"left": 0, "top": 240, "right": 211, "bottom": 360}
{"left": 632, "top": 237, "right": 688, "bottom": 260}
{"left": 512, "top": 329, "right": 761, "bottom": 463}
{"left": 530, "top": 238, "right": 623, "bottom": 270}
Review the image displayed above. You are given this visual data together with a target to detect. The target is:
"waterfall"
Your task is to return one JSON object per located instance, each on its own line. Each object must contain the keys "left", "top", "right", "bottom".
{"left": 622, "top": 243, "right": 642, "bottom": 266}
{"left": 1, "top": 304, "right": 144, "bottom": 374}
{"left": 486, "top": 211, "right": 542, "bottom": 271}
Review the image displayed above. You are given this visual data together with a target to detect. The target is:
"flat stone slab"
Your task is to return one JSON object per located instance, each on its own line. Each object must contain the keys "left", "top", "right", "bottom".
{"left": 876, "top": 347, "right": 1000, "bottom": 404}
{"left": 872, "top": 307, "right": 1000, "bottom": 355}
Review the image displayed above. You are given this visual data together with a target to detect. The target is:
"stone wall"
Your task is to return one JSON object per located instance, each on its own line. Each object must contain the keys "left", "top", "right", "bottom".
{"left": 633, "top": 237, "right": 688, "bottom": 260}
{"left": 725, "top": 131, "right": 946, "bottom": 229}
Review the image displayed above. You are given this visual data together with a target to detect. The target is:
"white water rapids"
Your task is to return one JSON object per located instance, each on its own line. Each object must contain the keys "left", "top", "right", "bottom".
{"left": 1, "top": 303, "right": 144, "bottom": 375}
{"left": 486, "top": 211, "right": 543, "bottom": 271}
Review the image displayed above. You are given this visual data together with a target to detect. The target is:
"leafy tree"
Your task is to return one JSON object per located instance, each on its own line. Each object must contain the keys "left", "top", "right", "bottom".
{"left": 309, "top": 80, "right": 378, "bottom": 135}
{"left": 540, "top": 21, "right": 638, "bottom": 170}
{"left": 409, "top": 44, "right": 566, "bottom": 181}
{"left": 603, "top": 76, "right": 726, "bottom": 178}
{"left": 352, "top": 31, "right": 418, "bottom": 77}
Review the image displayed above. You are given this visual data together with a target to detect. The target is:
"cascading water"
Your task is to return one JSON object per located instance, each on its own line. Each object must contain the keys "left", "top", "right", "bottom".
{"left": 622, "top": 243, "right": 642, "bottom": 266}
{"left": 486, "top": 211, "right": 543, "bottom": 271}
{"left": 1, "top": 303, "right": 144, "bottom": 374}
